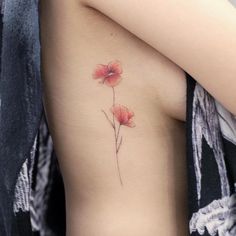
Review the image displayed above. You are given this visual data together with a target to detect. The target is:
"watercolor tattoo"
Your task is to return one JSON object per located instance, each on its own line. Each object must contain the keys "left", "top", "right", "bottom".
{"left": 92, "top": 60, "right": 135, "bottom": 186}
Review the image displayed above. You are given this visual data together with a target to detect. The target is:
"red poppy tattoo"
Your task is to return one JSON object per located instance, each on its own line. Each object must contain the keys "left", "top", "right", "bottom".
{"left": 92, "top": 60, "right": 135, "bottom": 186}
{"left": 111, "top": 104, "right": 135, "bottom": 128}
{"left": 93, "top": 60, "right": 123, "bottom": 87}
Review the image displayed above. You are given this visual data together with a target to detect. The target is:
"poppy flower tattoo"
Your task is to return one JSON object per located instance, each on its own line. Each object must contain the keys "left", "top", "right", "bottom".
{"left": 111, "top": 105, "right": 135, "bottom": 128}
{"left": 93, "top": 60, "right": 123, "bottom": 87}
{"left": 92, "top": 60, "right": 135, "bottom": 186}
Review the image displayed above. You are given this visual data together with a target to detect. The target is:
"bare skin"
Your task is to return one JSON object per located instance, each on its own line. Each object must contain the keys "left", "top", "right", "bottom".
{"left": 81, "top": 0, "right": 236, "bottom": 115}
{"left": 40, "top": 1, "right": 189, "bottom": 235}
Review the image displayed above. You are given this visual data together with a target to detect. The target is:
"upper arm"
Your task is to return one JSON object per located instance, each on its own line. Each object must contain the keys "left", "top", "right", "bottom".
{"left": 80, "top": 0, "right": 236, "bottom": 115}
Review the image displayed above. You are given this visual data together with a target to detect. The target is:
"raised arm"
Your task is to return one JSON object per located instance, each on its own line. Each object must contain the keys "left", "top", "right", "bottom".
{"left": 81, "top": 0, "right": 236, "bottom": 115}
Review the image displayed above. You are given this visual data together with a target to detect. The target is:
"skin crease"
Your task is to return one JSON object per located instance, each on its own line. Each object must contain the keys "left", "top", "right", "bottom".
{"left": 40, "top": 1, "right": 188, "bottom": 236}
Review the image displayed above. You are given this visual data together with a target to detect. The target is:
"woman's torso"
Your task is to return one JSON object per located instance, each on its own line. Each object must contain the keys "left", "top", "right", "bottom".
{"left": 40, "top": 2, "right": 189, "bottom": 235}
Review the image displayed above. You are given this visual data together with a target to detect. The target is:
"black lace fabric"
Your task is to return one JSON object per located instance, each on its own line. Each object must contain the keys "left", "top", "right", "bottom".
{"left": 0, "top": 0, "right": 236, "bottom": 236}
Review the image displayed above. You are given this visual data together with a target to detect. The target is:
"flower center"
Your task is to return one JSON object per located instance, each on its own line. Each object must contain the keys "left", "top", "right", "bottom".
{"left": 107, "top": 72, "right": 114, "bottom": 77}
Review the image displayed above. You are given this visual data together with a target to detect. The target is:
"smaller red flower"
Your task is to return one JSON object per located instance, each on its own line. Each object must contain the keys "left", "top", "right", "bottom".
{"left": 93, "top": 60, "right": 123, "bottom": 87}
{"left": 110, "top": 104, "right": 135, "bottom": 127}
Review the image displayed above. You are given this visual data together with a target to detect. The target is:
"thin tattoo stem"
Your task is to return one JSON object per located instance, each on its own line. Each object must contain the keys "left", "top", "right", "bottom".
{"left": 112, "top": 87, "right": 116, "bottom": 134}
{"left": 101, "top": 110, "right": 114, "bottom": 128}
{"left": 116, "top": 124, "right": 121, "bottom": 142}
{"left": 111, "top": 87, "right": 123, "bottom": 186}
{"left": 115, "top": 150, "right": 123, "bottom": 186}
{"left": 117, "top": 136, "right": 123, "bottom": 153}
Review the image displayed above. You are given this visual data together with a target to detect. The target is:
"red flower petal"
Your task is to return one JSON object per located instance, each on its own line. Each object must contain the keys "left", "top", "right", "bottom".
{"left": 108, "top": 61, "right": 123, "bottom": 75}
{"left": 92, "top": 61, "right": 123, "bottom": 87}
{"left": 105, "top": 74, "right": 122, "bottom": 87}
{"left": 110, "top": 104, "right": 135, "bottom": 127}
{"left": 93, "top": 64, "right": 108, "bottom": 80}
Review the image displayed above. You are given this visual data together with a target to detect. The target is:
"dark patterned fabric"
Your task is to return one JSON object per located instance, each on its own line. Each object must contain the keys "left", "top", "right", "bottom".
{"left": 0, "top": 0, "right": 236, "bottom": 236}
{"left": 186, "top": 74, "right": 236, "bottom": 236}
{"left": 0, "top": 0, "right": 65, "bottom": 235}
{"left": 0, "top": 0, "right": 42, "bottom": 235}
